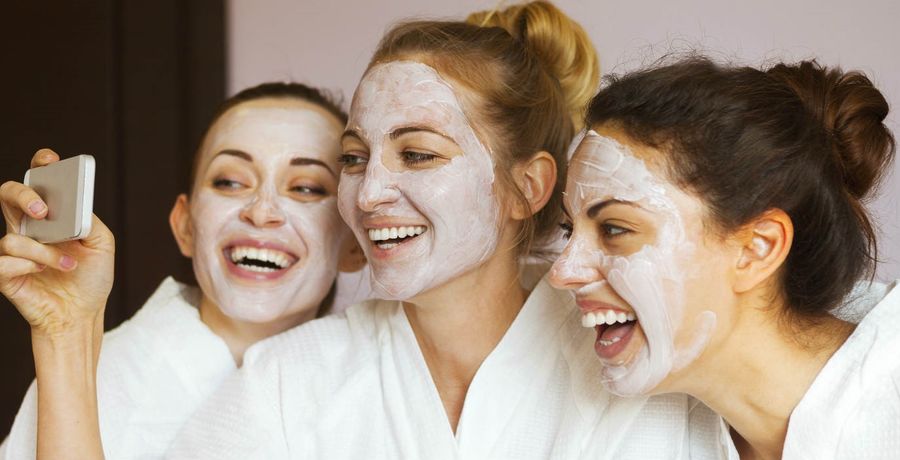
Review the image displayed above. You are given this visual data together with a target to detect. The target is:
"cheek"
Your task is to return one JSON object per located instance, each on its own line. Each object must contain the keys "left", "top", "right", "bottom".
{"left": 189, "top": 192, "right": 244, "bottom": 244}
{"left": 337, "top": 176, "right": 362, "bottom": 222}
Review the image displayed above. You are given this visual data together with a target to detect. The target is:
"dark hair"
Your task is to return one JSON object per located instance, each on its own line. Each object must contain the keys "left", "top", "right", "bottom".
{"left": 369, "top": 1, "right": 599, "bottom": 256}
{"left": 188, "top": 82, "right": 346, "bottom": 317}
{"left": 188, "top": 82, "right": 347, "bottom": 194}
{"left": 586, "top": 57, "right": 895, "bottom": 320}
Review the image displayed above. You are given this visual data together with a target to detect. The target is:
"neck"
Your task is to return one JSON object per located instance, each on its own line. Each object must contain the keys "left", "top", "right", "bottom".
{"left": 669, "top": 296, "right": 855, "bottom": 460}
{"left": 403, "top": 248, "right": 527, "bottom": 432}
{"left": 198, "top": 295, "right": 314, "bottom": 366}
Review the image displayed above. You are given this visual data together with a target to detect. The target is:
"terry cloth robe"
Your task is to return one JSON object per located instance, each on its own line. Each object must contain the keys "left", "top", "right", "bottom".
{"left": 1, "top": 277, "right": 237, "bottom": 460}
{"left": 168, "top": 266, "right": 734, "bottom": 460}
{"left": 782, "top": 280, "right": 900, "bottom": 460}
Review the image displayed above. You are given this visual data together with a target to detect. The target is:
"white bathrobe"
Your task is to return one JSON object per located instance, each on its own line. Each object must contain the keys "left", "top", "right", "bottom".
{"left": 168, "top": 267, "right": 734, "bottom": 459}
{"left": 783, "top": 280, "right": 900, "bottom": 459}
{"left": 1, "top": 277, "right": 237, "bottom": 460}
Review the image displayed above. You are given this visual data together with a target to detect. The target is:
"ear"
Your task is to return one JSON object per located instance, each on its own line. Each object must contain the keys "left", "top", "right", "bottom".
{"left": 733, "top": 209, "right": 793, "bottom": 293}
{"left": 169, "top": 194, "right": 194, "bottom": 258}
{"left": 338, "top": 233, "right": 366, "bottom": 273}
{"left": 510, "top": 151, "right": 557, "bottom": 220}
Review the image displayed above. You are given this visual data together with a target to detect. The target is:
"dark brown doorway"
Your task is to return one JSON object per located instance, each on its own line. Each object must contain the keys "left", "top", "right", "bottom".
{"left": 0, "top": 0, "right": 225, "bottom": 435}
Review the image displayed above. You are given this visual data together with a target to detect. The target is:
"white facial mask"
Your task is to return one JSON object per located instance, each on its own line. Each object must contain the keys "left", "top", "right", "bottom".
{"left": 190, "top": 101, "right": 348, "bottom": 323}
{"left": 551, "top": 131, "right": 715, "bottom": 396}
{"left": 338, "top": 61, "right": 500, "bottom": 300}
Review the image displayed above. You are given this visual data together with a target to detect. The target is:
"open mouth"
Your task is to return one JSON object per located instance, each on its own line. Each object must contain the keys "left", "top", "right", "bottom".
{"left": 582, "top": 309, "right": 638, "bottom": 359}
{"left": 367, "top": 225, "right": 427, "bottom": 250}
{"left": 224, "top": 245, "right": 298, "bottom": 273}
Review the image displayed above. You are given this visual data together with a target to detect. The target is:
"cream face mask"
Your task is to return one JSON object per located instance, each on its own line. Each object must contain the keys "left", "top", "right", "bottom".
{"left": 338, "top": 61, "right": 500, "bottom": 300}
{"left": 190, "top": 100, "right": 348, "bottom": 323}
{"left": 550, "top": 131, "right": 716, "bottom": 396}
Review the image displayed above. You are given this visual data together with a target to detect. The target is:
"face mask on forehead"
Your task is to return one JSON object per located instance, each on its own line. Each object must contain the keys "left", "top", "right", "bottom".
{"left": 551, "top": 130, "right": 716, "bottom": 396}
{"left": 338, "top": 61, "right": 501, "bottom": 300}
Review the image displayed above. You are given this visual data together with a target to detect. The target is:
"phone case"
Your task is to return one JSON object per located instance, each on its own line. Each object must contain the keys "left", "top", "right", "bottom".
{"left": 20, "top": 154, "right": 95, "bottom": 243}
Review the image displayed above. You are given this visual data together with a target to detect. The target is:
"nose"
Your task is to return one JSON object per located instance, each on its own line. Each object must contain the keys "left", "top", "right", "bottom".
{"left": 356, "top": 163, "right": 401, "bottom": 212}
{"left": 239, "top": 190, "right": 286, "bottom": 228}
{"left": 549, "top": 239, "right": 601, "bottom": 290}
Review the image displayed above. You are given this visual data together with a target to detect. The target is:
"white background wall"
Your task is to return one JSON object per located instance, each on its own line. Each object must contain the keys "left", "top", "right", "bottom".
{"left": 228, "top": 0, "right": 900, "bottom": 291}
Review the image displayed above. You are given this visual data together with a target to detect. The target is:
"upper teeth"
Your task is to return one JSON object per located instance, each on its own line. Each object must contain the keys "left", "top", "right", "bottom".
{"left": 229, "top": 246, "right": 292, "bottom": 269}
{"left": 581, "top": 309, "right": 636, "bottom": 328}
{"left": 368, "top": 226, "right": 426, "bottom": 242}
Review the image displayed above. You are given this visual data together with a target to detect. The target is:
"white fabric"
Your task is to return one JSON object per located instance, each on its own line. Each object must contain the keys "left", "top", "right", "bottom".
{"left": 783, "top": 280, "right": 900, "bottom": 459}
{"left": 1, "top": 277, "right": 237, "bottom": 460}
{"left": 168, "top": 267, "right": 733, "bottom": 459}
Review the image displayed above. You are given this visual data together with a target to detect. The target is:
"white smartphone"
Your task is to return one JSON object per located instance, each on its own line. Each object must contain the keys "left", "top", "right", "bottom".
{"left": 20, "top": 154, "right": 95, "bottom": 243}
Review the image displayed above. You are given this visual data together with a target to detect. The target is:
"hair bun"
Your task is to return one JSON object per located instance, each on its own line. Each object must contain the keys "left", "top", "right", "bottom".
{"left": 767, "top": 60, "right": 895, "bottom": 199}
{"left": 467, "top": 1, "right": 600, "bottom": 130}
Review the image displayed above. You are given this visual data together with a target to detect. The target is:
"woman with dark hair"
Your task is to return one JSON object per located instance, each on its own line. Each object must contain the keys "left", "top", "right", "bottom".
{"left": 0, "top": 82, "right": 363, "bottom": 459}
{"left": 551, "top": 58, "right": 897, "bottom": 459}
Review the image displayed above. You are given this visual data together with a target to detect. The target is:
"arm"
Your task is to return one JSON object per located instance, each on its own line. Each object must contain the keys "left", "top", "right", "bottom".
{"left": 0, "top": 149, "right": 114, "bottom": 460}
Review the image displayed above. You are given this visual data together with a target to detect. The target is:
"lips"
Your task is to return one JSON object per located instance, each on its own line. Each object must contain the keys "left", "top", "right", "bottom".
{"left": 577, "top": 299, "right": 640, "bottom": 361}
{"left": 221, "top": 239, "right": 300, "bottom": 281}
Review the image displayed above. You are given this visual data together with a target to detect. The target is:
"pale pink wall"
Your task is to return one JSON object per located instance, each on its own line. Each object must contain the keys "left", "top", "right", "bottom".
{"left": 227, "top": 0, "right": 900, "bottom": 286}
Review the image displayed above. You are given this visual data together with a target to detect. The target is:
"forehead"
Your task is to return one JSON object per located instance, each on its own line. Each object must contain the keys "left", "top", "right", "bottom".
{"left": 566, "top": 130, "right": 674, "bottom": 211}
{"left": 199, "top": 98, "right": 343, "bottom": 164}
{"left": 349, "top": 61, "right": 469, "bottom": 130}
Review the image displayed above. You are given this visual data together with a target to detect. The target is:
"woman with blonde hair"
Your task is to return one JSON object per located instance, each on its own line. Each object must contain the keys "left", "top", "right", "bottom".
{"left": 2, "top": 3, "right": 732, "bottom": 458}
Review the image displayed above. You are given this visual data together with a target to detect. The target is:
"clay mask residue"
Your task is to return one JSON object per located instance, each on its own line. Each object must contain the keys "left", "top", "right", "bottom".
{"left": 551, "top": 131, "right": 716, "bottom": 395}
{"left": 191, "top": 102, "right": 347, "bottom": 323}
{"left": 338, "top": 61, "right": 500, "bottom": 300}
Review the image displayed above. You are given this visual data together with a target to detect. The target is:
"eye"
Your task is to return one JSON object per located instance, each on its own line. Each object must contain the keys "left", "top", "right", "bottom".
{"left": 290, "top": 184, "right": 327, "bottom": 196}
{"left": 212, "top": 178, "right": 245, "bottom": 190}
{"left": 601, "top": 223, "right": 630, "bottom": 239}
{"left": 559, "top": 222, "right": 573, "bottom": 240}
{"left": 338, "top": 153, "right": 368, "bottom": 171}
{"left": 401, "top": 150, "right": 437, "bottom": 166}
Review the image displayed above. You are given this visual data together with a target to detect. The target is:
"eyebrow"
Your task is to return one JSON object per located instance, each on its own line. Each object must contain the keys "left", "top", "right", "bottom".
{"left": 341, "top": 128, "right": 363, "bottom": 143}
{"left": 290, "top": 157, "right": 336, "bottom": 177}
{"left": 212, "top": 149, "right": 335, "bottom": 177}
{"left": 389, "top": 125, "right": 455, "bottom": 143}
{"left": 586, "top": 199, "right": 639, "bottom": 218}
{"left": 214, "top": 149, "right": 253, "bottom": 162}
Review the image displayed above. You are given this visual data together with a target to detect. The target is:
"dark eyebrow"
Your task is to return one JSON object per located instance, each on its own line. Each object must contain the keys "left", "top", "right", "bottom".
{"left": 214, "top": 149, "right": 253, "bottom": 162}
{"left": 290, "top": 157, "right": 336, "bottom": 177}
{"left": 389, "top": 125, "right": 455, "bottom": 142}
{"left": 341, "top": 128, "right": 364, "bottom": 143}
{"left": 586, "top": 199, "right": 638, "bottom": 218}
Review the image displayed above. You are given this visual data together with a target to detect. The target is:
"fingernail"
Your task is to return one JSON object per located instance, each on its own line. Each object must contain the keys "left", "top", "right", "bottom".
{"left": 60, "top": 255, "right": 77, "bottom": 270}
{"left": 28, "top": 200, "right": 47, "bottom": 215}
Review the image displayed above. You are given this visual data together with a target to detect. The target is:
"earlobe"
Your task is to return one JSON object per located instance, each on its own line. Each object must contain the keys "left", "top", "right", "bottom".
{"left": 511, "top": 151, "right": 557, "bottom": 220}
{"left": 169, "top": 194, "right": 194, "bottom": 258}
{"left": 733, "top": 209, "right": 793, "bottom": 293}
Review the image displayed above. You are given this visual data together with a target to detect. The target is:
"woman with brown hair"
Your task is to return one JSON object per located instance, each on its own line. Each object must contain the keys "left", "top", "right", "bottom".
{"left": 0, "top": 82, "right": 363, "bottom": 459}
{"left": 551, "top": 58, "right": 897, "bottom": 459}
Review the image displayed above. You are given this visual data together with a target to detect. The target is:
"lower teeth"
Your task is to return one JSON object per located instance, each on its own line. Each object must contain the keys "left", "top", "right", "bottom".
{"left": 378, "top": 242, "right": 398, "bottom": 249}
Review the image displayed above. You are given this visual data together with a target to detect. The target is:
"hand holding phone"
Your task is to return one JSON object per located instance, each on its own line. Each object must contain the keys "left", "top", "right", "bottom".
{"left": 20, "top": 154, "right": 95, "bottom": 243}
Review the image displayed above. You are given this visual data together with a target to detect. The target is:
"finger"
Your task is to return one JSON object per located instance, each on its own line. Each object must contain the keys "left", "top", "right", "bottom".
{"left": 0, "top": 181, "right": 47, "bottom": 233}
{"left": 79, "top": 215, "right": 115, "bottom": 252}
{"left": 30, "top": 148, "right": 60, "bottom": 168}
{"left": 0, "top": 255, "right": 45, "bottom": 283}
{"left": 0, "top": 234, "right": 76, "bottom": 271}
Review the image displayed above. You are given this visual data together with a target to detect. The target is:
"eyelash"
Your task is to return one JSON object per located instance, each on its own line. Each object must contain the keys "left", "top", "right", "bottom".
{"left": 213, "top": 178, "right": 244, "bottom": 190}
{"left": 601, "top": 224, "right": 630, "bottom": 239}
{"left": 291, "top": 185, "right": 326, "bottom": 196}
{"left": 559, "top": 222, "right": 573, "bottom": 240}
{"left": 337, "top": 154, "right": 367, "bottom": 167}
{"left": 402, "top": 150, "right": 437, "bottom": 165}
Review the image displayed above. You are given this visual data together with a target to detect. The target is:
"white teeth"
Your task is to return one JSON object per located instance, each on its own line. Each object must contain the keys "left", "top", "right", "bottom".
{"left": 368, "top": 226, "right": 427, "bottom": 242}
{"left": 580, "top": 309, "right": 637, "bottom": 328}
{"left": 229, "top": 246, "right": 293, "bottom": 269}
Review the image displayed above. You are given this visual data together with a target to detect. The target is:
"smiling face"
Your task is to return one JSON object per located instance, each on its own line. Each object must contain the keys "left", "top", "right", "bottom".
{"left": 183, "top": 98, "right": 349, "bottom": 323}
{"left": 338, "top": 61, "right": 501, "bottom": 300}
{"left": 550, "top": 127, "right": 729, "bottom": 396}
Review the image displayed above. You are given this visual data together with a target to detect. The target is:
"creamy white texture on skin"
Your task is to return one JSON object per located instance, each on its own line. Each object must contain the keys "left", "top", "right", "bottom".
{"left": 338, "top": 61, "right": 500, "bottom": 300}
{"left": 551, "top": 131, "right": 716, "bottom": 396}
{"left": 190, "top": 103, "right": 348, "bottom": 323}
